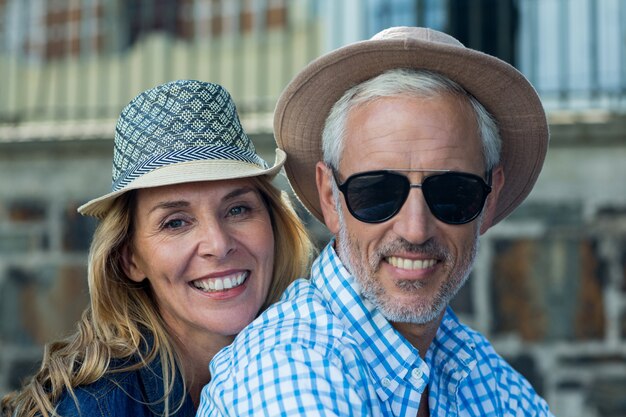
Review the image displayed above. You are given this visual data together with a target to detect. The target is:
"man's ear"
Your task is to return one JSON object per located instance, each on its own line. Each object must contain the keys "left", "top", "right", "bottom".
{"left": 316, "top": 162, "right": 340, "bottom": 235}
{"left": 480, "top": 165, "right": 505, "bottom": 235}
{"left": 121, "top": 243, "right": 146, "bottom": 283}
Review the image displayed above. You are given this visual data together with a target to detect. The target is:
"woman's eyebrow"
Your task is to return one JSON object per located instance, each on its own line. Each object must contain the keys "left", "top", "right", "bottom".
{"left": 146, "top": 187, "right": 256, "bottom": 215}
{"left": 222, "top": 186, "right": 256, "bottom": 201}
{"left": 148, "top": 200, "right": 190, "bottom": 214}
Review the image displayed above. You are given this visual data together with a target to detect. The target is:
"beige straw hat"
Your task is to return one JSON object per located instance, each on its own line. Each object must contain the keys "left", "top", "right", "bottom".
{"left": 79, "top": 80, "right": 285, "bottom": 218}
{"left": 274, "top": 26, "right": 549, "bottom": 226}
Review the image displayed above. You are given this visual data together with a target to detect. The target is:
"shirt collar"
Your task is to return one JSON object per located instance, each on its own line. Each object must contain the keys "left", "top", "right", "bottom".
{"left": 311, "top": 242, "right": 429, "bottom": 401}
{"left": 426, "top": 307, "right": 478, "bottom": 382}
{"left": 312, "top": 242, "right": 480, "bottom": 401}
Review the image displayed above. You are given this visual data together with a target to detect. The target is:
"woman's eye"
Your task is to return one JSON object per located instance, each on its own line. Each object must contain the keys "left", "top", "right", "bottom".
{"left": 163, "top": 218, "right": 187, "bottom": 229}
{"left": 228, "top": 205, "right": 249, "bottom": 217}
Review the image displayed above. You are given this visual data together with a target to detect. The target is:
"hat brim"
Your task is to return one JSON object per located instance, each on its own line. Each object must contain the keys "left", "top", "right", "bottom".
{"left": 78, "top": 148, "right": 286, "bottom": 218}
{"left": 274, "top": 36, "right": 549, "bottom": 226}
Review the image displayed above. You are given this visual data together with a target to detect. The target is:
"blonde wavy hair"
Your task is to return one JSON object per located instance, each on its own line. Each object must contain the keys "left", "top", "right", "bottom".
{"left": 1, "top": 176, "right": 314, "bottom": 417}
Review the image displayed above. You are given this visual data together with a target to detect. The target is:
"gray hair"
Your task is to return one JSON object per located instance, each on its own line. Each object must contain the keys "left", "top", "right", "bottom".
{"left": 321, "top": 68, "right": 501, "bottom": 171}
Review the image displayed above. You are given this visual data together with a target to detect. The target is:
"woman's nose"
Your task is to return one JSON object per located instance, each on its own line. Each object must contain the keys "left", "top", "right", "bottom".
{"left": 197, "top": 220, "right": 236, "bottom": 259}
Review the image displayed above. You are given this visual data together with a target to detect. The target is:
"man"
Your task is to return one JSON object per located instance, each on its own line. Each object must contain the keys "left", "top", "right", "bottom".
{"left": 198, "top": 27, "right": 553, "bottom": 416}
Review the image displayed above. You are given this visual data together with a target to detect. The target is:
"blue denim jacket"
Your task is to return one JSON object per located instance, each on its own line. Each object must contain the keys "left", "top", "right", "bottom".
{"left": 53, "top": 353, "right": 194, "bottom": 416}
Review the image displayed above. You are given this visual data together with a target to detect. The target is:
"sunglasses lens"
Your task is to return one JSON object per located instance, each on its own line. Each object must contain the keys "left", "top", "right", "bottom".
{"left": 337, "top": 170, "right": 491, "bottom": 225}
{"left": 344, "top": 172, "right": 408, "bottom": 223}
{"left": 422, "top": 173, "right": 490, "bottom": 224}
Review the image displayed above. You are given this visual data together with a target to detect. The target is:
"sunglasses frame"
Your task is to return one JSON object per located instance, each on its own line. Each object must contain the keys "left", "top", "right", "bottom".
{"left": 332, "top": 168, "right": 493, "bottom": 225}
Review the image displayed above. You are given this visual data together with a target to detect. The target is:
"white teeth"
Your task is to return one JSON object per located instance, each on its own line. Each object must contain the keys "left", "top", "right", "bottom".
{"left": 192, "top": 272, "right": 248, "bottom": 292}
{"left": 387, "top": 256, "right": 436, "bottom": 270}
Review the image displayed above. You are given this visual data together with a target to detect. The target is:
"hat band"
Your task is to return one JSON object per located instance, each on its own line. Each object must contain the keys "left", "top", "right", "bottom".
{"left": 112, "top": 145, "right": 269, "bottom": 192}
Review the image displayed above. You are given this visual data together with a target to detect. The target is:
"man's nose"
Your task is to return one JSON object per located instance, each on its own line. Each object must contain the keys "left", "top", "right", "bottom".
{"left": 391, "top": 189, "right": 437, "bottom": 245}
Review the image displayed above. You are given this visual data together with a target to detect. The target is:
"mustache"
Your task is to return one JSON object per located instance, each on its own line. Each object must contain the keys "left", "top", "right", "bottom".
{"left": 368, "top": 238, "right": 450, "bottom": 271}
{"left": 377, "top": 238, "right": 449, "bottom": 259}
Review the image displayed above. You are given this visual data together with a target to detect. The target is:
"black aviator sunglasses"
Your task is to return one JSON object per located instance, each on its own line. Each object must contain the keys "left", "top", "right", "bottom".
{"left": 332, "top": 168, "right": 492, "bottom": 225}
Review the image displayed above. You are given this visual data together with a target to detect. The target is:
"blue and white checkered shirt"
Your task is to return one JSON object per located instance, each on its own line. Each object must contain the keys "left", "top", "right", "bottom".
{"left": 198, "top": 242, "right": 553, "bottom": 416}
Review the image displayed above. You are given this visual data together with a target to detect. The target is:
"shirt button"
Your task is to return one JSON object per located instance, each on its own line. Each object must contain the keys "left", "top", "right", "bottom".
{"left": 381, "top": 377, "right": 391, "bottom": 388}
{"left": 411, "top": 368, "right": 423, "bottom": 379}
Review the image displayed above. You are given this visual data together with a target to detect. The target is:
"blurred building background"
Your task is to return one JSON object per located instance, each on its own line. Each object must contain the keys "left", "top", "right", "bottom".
{"left": 0, "top": 0, "right": 625, "bottom": 415}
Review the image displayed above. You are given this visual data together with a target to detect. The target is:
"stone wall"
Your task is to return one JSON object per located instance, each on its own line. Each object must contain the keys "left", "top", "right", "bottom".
{"left": 0, "top": 125, "right": 625, "bottom": 416}
{"left": 461, "top": 121, "right": 626, "bottom": 416}
{"left": 0, "top": 140, "right": 108, "bottom": 391}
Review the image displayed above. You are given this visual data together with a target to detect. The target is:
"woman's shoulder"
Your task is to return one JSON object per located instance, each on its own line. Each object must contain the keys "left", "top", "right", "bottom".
{"left": 54, "top": 355, "right": 193, "bottom": 417}
{"left": 54, "top": 368, "right": 142, "bottom": 416}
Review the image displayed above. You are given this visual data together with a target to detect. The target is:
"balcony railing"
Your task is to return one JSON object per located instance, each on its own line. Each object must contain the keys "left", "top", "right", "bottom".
{"left": 1, "top": 0, "right": 625, "bottom": 141}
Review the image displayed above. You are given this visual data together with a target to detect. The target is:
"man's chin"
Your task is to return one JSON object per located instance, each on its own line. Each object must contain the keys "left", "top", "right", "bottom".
{"left": 373, "top": 294, "right": 442, "bottom": 325}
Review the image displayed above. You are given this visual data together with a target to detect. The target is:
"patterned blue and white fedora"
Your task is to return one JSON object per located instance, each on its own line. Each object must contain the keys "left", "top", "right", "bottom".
{"left": 78, "top": 80, "right": 286, "bottom": 218}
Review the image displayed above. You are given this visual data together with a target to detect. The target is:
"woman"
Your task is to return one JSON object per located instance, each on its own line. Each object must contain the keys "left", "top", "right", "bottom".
{"left": 1, "top": 80, "right": 313, "bottom": 416}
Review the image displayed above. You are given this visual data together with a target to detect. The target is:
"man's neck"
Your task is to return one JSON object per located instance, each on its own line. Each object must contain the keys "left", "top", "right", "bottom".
{"left": 391, "top": 311, "right": 444, "bottom": 358}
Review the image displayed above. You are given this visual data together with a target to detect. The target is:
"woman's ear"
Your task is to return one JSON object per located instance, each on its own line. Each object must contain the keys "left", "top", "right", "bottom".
{"left": 316, "top": 162, "right": 340, "bottom": 235}
{"left": 480, "top": 165, "right": 505, "bottom": 235}
{"left": 121, "top": 243, "right": 146, "bottom": 283}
